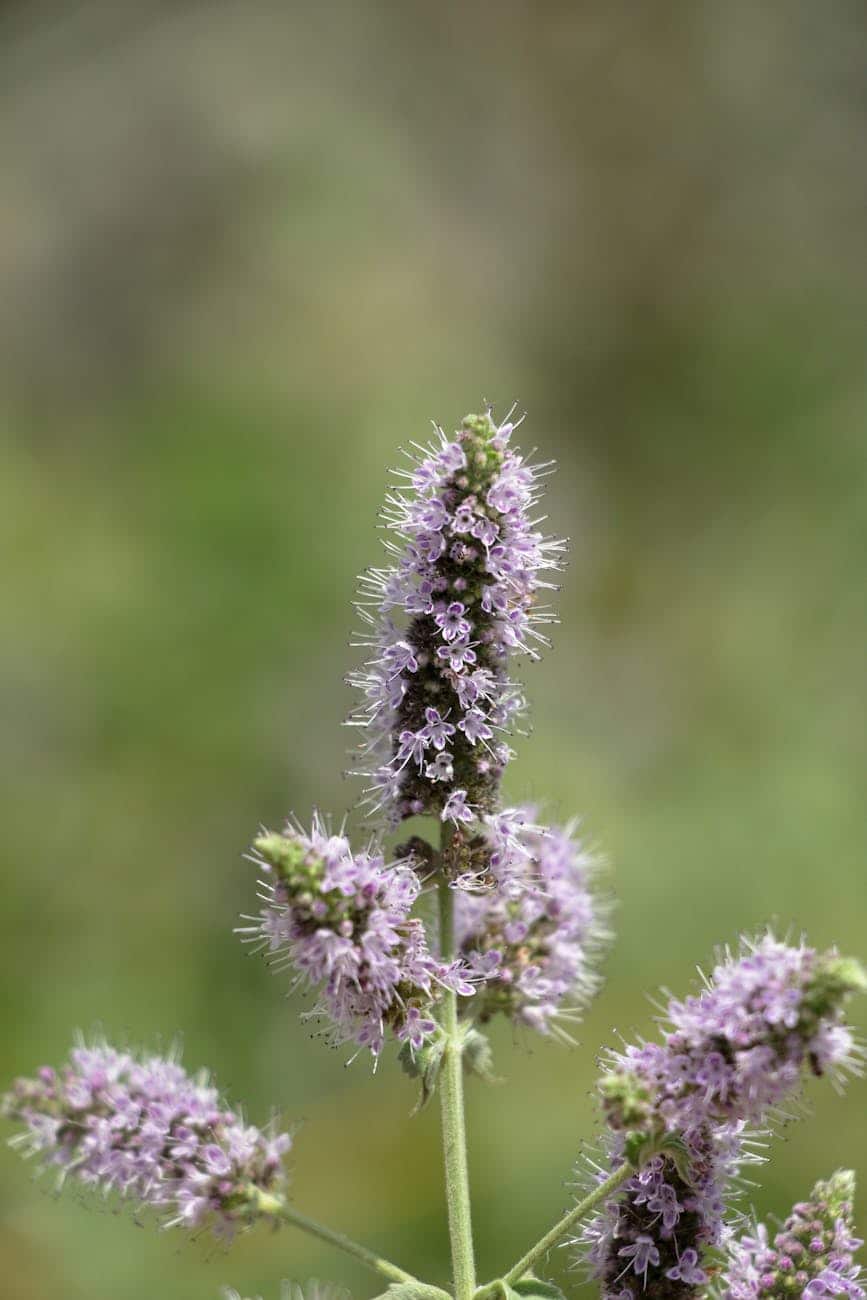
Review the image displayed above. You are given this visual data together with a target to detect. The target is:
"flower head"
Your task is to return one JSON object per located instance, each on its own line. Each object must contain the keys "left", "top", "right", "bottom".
{"left": 721, "top": 1170, "right": 864, "bottom": 1299}
{"left": 2, "top": 1040, "right": 290, "bottom": 1237}
{"left": 579, "top": 936, "right": 865, "bottom": 1298}
{"left": 601, "top": 937, "right": 865, "bottom": 1137}
{"left": 239, "top": 816, "right": 474, "bottom": 1058}
{"left": 348, "top": 409, "right": 565, "bottom": 826}
{"left": 454, "top": 808, "right": 609, "bottom": 1038}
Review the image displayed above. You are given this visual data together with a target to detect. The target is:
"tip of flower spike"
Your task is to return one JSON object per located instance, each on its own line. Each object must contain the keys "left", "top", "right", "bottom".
{"left": 806, "top": 952, "right": 867, "bottom": 1022}
{"left": 460, "top": 412, "right": 494, "bottom": 437}
{"left": 598, "top": 1069, "right": 654, "bottom": 1132}
{"left": 815, "top": 1168, "right": 857, "bottom": 1214}
{"left": 821, "top": 953, "right": 867, "bottom": 996}
{"left": 253, "top": 830, "right": 306, "bottom": 875}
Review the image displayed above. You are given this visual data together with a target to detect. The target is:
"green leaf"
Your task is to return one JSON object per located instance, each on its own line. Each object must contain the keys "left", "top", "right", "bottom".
{"left": 373, "top": 1284, "right": 452, "bottom": 1300}
{"left": 461, "top": 1027, "right": 501, "bottom": 1085}
{"left": 510, "top": 1279, "right": 566, "bottom": 1300}
{"left": 398, "top": 1035, "right": 445, "bottom": 1113}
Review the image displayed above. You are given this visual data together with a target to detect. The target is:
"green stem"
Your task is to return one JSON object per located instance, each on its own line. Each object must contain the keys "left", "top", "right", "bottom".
{"left": 438, "top": 828, "right": 477, "bottom": 1300}
{"left": 252, "top": 1189, "right": 419, "bottom": 1285}
{"left": 501, "top": 1162, "right": 633, "bottom": 1284}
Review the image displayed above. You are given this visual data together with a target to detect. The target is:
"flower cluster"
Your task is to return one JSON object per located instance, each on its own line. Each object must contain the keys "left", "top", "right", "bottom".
{"left": 582, "top": 1122, "right": 750, "bottom": 1299}
{"left": 1, "top": 1040, "right": 290, "bottom": 1237}
{"left": 603, "top": 938, "right": 865, "bottom": 1135}
{"left": 721, "top": 1169, "right": 864, "bottom": 1299}
{"left": 453, "top": 807, "right": 609, "bottom": 1038}
{"left": 239, "top": 816, "right": 474, "bottom": 1058}
{"left": 580, "top": 936, "right": 865, "bottom": 1298}
{"left": 348, "top": 409, "right": 565, "bottom": 827}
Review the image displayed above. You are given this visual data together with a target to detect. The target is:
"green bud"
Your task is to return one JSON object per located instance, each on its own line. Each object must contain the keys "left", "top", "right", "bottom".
{"left": 253, "top": 830, "right": 308, "bottom": 877}
{"left": 461, "top": 413, "right": 494, "bottom": 439}
{"left": 599, "top": 1069, "right": 654, "bottom": 1130}
{"left": 814, "top": 1168, "right": 856, "bottom": 1218}
{"left": 819, "top": 953, "right": 867, "bottom": 997}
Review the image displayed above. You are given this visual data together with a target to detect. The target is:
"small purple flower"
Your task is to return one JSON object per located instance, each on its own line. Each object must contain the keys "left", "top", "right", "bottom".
{"left": 665, "top": 1248, "right": 707, "bottom": 1284}
{"left": 435, "top": 601, "right": 472, "bottom": 643}
{"left": 436, "top": 639, "right": 478, "bottom": 671}
{"left": 618, "top": 1234, "right": 660, "bottom": 1278}
{"left": 458, "top": 709, "right": 493, "bottom": 745}
{"left": 421, "top": 707, "right": 456, "bottom": 751}
{"left": 442, "top": 790, "right": 474, "bottom": 825}
{"left": 397, "top": 729, "right": 429, "bottom": 769}
{"left": 425, "top": 752, "right": 454, "bottom": 783}
{"left": 382, "top": 640, "right": 419, "bottom": 677}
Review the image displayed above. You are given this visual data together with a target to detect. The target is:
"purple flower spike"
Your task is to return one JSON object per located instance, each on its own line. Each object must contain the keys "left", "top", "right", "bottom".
{"left": 239, "top": 815, "right": 474, "bottom": 1059}
{"left": 347, "top": 409, "right": 565, "bottom": 826}
{"left": 722, "top": 1170, "right": 864, "bottom": 1299}
{"left": 579, "top": 936, "right": 865, "bottom": 1298}
{"left": 454, "top": 807, "right": 609, "bottom": 1039}
{"left": 2, "top": 1040, "right": 290, "bottom": 1238}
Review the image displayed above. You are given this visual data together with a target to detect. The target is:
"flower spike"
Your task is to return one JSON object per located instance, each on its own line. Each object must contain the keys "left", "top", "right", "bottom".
{"left": 721, "top": 1169, "right": 864, "bottom": 1298}
{"left": 347, "top": 409, "right": 565, "bottom": 826}
{"left": 578, "top": 935, "right": 865, "bottom": 1298}
{"left": 2, "top": 1039, "right": 291, "bottom": 1238}
{"left": 239, "top": 815, "right": 474, "bottom": 1059}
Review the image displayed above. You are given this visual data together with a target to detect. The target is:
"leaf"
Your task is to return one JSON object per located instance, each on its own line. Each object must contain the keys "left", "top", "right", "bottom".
{"left": 461, "top": 1027, "right": 501, "bottom": 1085}
{"left": 510, "top": 1279, "right": 566, "bottom": 1300}
{"left": 397, "top": 1035, "right": 445, "bottom": 1113}
{"left": 373, "top": 1284, "right": 452, "bottom": 1300}
{"left": 473, "top": 1279, "right": 565, "bottom": 1300}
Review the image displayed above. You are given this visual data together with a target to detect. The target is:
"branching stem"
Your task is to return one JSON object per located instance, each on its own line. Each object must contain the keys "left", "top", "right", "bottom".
{"left": 252, "top": 1189, "right": 419, "bottom": 1285}
{"left": 500, "top": 1161, "right": 633, "bottom": 1284}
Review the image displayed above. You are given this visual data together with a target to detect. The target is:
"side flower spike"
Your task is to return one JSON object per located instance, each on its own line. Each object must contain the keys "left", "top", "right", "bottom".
{"left": 239, "top": 816, "right": 474, "bottom": 1060}
{"left": 1, "top": 1039, "right": 291, "bottom": 1237}
{"left": 347, "top": 408, "right": 565, "bottom": 826}
{"left": 577, "top": 935, "right": 865, "bottom": 1299}
{"left": 453, "top": 808, "right": 610, "bottom": 1040}
{"left": 721, "top": 1169, "right": 864, "bottom": 1299}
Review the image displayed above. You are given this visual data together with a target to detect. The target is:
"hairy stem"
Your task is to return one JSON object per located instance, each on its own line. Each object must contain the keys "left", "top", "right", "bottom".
{"left": 252, "top": 1189, "right": 419, "bottom": 1284}
{"left": 438, "top": 827, "right": 477, "bottom": 1300}
{"left": 501, "top": 1162, "right": 633, "bottom": 1284}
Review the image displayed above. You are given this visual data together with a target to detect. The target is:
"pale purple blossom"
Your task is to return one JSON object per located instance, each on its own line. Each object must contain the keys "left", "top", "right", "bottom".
{"left": 347, "top": 409, "right": 566, "bottom": 825}
{"left": 442, "top": 790, "right": 474, "bottom": 825}
{"left": 665, "top": 1248, "right": 707, "bottom": 1285}
{"left": 2, "top": 1042, "right": 290, "bottom": 1237}
{"left": 618, "top": 1233, "right": 660, "bottom": 1278}
{"left": 239, "top": 816, "right": 473, "bottom": 1058}
{"left": 722, "top": 1170, "right": 864, "bottom": 1299}
{"left": 580, "top": 937, "right": 865, "bottom": 1298}
{"left": 454, "top": 809, "right": 608, "bottom": 1038}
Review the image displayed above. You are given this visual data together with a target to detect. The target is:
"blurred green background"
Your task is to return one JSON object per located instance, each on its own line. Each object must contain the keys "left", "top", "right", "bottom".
{"left": 1, "top": 3, "right": 866, "bottom": 1298}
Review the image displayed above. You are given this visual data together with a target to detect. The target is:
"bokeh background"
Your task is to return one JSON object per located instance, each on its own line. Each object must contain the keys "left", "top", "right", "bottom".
{"left": 1, "top": 2, "right": 866, "bottom": 1297}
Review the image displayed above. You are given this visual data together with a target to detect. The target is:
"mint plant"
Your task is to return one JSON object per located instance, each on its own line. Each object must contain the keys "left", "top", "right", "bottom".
{"left": 3, "top": 410, "right": 865, "bottom": 1300}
